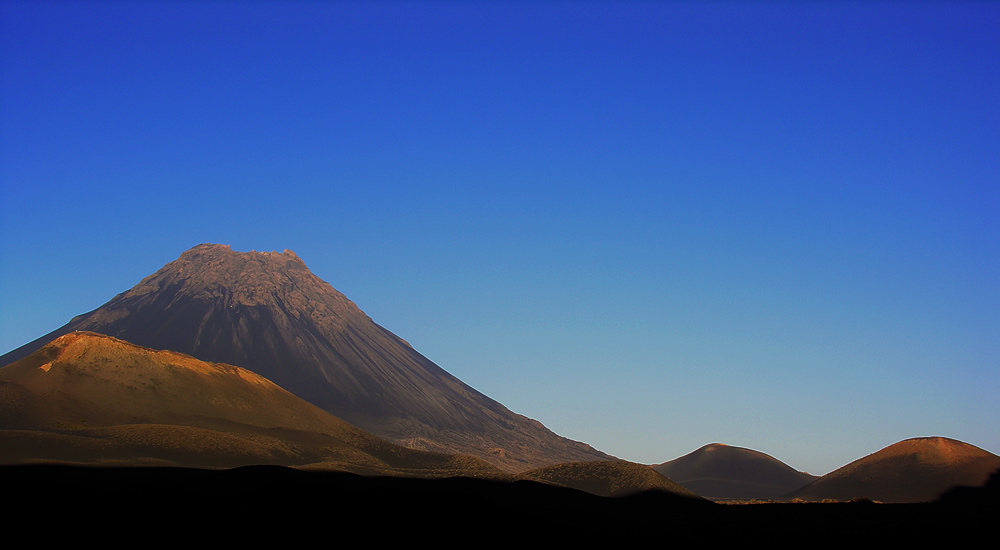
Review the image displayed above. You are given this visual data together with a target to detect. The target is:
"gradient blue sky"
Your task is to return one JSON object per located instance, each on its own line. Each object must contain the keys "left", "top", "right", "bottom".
{"left": 2, "top": 1, "right": 997, "bottom": 475}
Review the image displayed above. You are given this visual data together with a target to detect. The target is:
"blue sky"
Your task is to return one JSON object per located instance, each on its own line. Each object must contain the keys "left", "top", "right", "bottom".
{"left": 2, "top": 1, "right": 998, "bottom": 475}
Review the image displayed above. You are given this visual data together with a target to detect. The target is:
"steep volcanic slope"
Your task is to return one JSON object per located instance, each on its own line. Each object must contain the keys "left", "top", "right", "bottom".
{"left": 0, "top": 244, "right": 611, "bottom": 471}
{"left": 653, "top": 443, "right": 818, "bottom": 500}
{"left": 0, "top": 331, "right": 506, "bottom": 477}
{"left": 785, "top": 437, "right": 1000, "bottom": 503}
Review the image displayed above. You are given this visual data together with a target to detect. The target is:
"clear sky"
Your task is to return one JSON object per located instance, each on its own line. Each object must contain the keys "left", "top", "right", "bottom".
{"left": 1, "top": 1, "right": 997, "bottom": 476}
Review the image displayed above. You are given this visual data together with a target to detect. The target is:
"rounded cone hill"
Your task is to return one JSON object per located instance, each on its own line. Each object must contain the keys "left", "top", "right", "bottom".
{"left": 785, "top": 437, "right": 1000, "bottom": 503}
{"left": 654, "top": 443, "right": 818, "bottom": 500}
{"left": 0, "top": 244, "right": 612, "bottom": 472}
{"left": 0, "top": 331, "right": 506, "bottom": 477}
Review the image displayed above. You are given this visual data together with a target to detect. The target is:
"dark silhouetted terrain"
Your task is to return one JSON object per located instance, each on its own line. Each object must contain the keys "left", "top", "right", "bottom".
{"left": 525, "top": 459, "right": 701, "bottom": 498}
{"left": 2, "top": 464, "right": 993, "bottom": 544}
{"left": 0, "top": 244, "right": 611, "bottom": 471}
{"left": 654, "top": 443, "right": 818, "bottom": 500}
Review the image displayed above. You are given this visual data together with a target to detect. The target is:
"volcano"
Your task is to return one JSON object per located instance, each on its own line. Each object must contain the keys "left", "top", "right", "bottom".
{"left": 653, "top": 443, "right": 818, "bottom": 500}
{"left": 0, "top": 244, "right": 612, "bottom": 471}
{"left": 785, "top": 437, "right": 1000, "bottom": 503}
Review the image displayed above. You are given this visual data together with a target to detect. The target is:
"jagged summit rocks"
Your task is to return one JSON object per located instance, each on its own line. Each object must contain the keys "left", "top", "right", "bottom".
{"left": 1, "top": 244, "right": 612, "bottom": 472}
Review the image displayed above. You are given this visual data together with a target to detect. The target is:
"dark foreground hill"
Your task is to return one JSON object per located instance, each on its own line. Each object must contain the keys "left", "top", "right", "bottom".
{"left": 785, "top": 437, "right": 1000, "bottom": 503}
{"left": 0, "top": 243, "right": 611, "bottom": 471}
{"left": 2, "top": 464, "right": 993, "bottom": 545}
{"left": 654, "top": 443, "right": 818, "bottom": 500}
{"left": 525, "top": 459, "right": 701, "bottom": 498}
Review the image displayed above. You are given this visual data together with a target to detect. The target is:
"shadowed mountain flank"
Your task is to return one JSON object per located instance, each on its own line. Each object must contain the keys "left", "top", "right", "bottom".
{"left": 653, "top": 443, "right": 818, "bottom": 500}
{"left": 937, "top": 467, "right": 1000, "bottom": 505}
{"left": 0, "top": 331, "right": 508, "bottom": 478}
{"left": 524, "top": 459, "right": 704, "bottom": 499}
{"left": 0, "top": 244, "right": 611, "bottom": 471}
{"left": 785, "top": 437, "right": 1000, "bottom": 503}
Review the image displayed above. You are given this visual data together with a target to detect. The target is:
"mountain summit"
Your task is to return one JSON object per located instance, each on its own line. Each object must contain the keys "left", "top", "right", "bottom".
{"left": 1, "top": 244, "right": 611, "bottom": 471}
{"left": 785, "top": 436, "right": 1000, "bottom": 503}
{"left": 654, "top": 443, "right": 818, "bottom": 500}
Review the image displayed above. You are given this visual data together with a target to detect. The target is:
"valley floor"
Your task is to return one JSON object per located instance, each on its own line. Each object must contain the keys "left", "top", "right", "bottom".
{"left": 3, "top": 464, "right": 993, "bottom": 544}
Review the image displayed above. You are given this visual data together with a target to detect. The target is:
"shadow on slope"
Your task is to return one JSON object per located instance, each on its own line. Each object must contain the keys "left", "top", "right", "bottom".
{"left": 525, "top": 459, "right": 702, "bottom": 498}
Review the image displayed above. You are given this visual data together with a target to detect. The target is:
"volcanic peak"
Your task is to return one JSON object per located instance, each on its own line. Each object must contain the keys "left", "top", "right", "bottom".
{"left": 854, "top": 436, "right": 994, "bottom": 466}
{"left": 1, "top": 243, "right": 614, "bottom": 471}
{"left": 653, "top": 442, "right": 818, "bottom": 500}
{"left": 783, "top": 436, "right": 1000, "bottom": 503}
{"left": 91, "top": 243, "right": 365, "bottom": 327}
